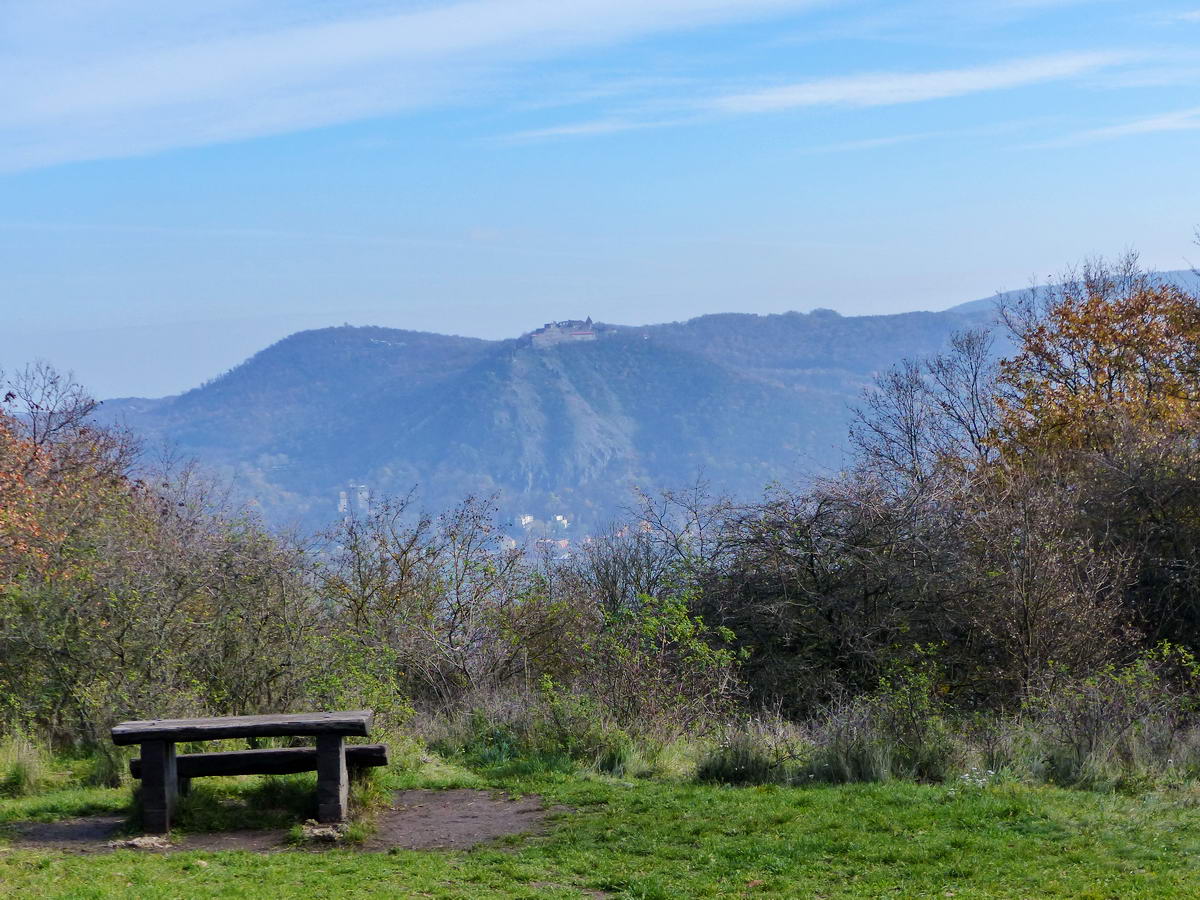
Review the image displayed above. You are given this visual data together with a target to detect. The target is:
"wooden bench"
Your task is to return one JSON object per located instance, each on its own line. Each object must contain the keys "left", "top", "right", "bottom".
{"left": 111, "top": 710, "right": 382, "bottom": 833}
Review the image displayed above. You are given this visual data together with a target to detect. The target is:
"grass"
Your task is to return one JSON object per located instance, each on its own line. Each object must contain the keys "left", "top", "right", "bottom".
{"left": 3, "top": 755, "right": 1200, "bottom": 897}
{"left": 162, "top": 774, "right": 323, "bottom": 833}
{"left": 0, "top": 786, "right": 129, "bottom": 824}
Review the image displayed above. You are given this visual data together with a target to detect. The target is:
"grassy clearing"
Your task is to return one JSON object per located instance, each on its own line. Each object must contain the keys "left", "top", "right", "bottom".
{"left": 2, "top": 755, "right": 1200, "bottom": 898}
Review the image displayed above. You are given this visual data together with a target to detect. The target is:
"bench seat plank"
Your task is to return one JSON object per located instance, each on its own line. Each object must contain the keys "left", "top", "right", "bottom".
{"left": 112, "top": 710, "right": 372, "bottom": 745}
{"left": 130, "top": 744, "right": 388, "bottom": 779}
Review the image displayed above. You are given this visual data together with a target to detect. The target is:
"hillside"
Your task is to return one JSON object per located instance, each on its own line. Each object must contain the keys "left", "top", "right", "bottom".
{"left": 98, "top": 301, "right": 1007, "bottom": 532}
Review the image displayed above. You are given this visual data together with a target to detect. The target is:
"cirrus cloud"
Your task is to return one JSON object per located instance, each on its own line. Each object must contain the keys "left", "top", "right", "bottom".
{"left": 0, "top": 0, "right": 830, "bottom": 172}
{"left": 709, "top": 51, "right": 1133, "bottom": 113}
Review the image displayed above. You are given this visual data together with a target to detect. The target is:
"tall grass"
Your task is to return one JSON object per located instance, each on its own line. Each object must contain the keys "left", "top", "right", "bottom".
{"left": 696, "top": 653, "right": 1200, "bottom": 791}
{"left": 0, "top": 732, "right": 52, "bottom": 797}
{"left": 418, "top": 684, "right": 706, "bottom": 779}
{"left": 696, "top": 714, "right": 809, "bottom": 785}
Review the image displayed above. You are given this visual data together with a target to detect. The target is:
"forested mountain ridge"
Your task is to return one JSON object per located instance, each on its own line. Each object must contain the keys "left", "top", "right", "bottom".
{"left": 95, "top": 293, "right": 1046, "bottom": 532}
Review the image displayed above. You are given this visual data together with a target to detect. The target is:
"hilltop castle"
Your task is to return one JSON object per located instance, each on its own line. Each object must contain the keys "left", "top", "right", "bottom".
{"left": 531, "top": 317, "right": 597, "bottom": 348}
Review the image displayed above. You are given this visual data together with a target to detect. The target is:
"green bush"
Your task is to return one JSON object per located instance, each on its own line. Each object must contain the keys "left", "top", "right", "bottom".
{"left": 83, "top": 744, "right": 130, "bottom": 789}
{"left": 573, "top": 592, "right": 743, "bottom": 736}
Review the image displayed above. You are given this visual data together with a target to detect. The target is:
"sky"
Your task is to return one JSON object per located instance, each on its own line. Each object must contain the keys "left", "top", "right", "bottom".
{"left": 2, "top": 0, "right": 1199, "bottom": 398}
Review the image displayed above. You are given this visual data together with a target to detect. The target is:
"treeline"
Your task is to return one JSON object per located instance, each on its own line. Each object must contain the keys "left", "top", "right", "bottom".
{"left": 0, "top": 366, "right": 734, "bottom": 772}
{"left": 4, "top": 254, "right": 1200, "bottom": 790}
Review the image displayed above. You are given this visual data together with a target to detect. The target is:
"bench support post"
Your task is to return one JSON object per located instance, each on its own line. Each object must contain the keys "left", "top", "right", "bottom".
{"left": 316, "top": 734, "right": 348, "bottom": 822}
{"left": 140, "top": 740, "right": 178, "bottom": 833}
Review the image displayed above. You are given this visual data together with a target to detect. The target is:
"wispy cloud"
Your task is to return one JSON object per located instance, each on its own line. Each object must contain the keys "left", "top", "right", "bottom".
{"left": 766, "top": 0, "right": 1122, "bottom": 51}
{"left": 710, "top": 51, "right": 1131, "bottom": 113}
{"left": 503, "top": 54, "right": 1130, "bottom": 143}
{"left": 0, "top": 2, "right": 1165, "bottom": 169}
{"left": 801, "top": 133, "right": 935, "bottom": 152}
{"left": 0, "top": 0, "right": 826, "bottom": 172}
{"left": 1044, "top": 105, "right": 1200, "bottom": 145}
{"left": 499, "top": 118, "right": 672, "bottom": 143}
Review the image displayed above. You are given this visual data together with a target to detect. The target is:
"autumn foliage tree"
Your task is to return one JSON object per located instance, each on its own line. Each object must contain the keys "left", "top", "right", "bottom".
{"left": 0, "top": 366, "right": 131, "bottom": 592}
{"left": 0, "top": 411, "right": 46, "bottom": 586}
{"left": 997, "top": 257, "right": 1200, "bottom": 453}
{"left": 990, "top": 256, "right": 1200, "bottom": 646}
{"left": 702, "top": 254, "right": 1200, "bottom": 710}
{"left": 0, "top": 366, "right": 339, "bottom": 749}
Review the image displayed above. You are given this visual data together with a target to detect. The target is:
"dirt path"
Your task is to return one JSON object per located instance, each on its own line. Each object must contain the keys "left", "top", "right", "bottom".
{"left": 1, "top": 789, "right": 563, "bottom": 854}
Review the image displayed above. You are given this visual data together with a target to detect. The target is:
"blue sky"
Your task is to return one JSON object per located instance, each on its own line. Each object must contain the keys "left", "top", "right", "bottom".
{"left": 2, "top": 0, "right": 1199, "bottom": 397}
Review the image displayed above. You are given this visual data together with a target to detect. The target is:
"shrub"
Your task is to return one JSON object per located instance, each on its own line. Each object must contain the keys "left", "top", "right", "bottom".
{"left": 697, "top": 732, "right": 780, "bottom": 785}
{"left": 573, "top": 592, "right": 743, "bottom": 736}
{"left": 1022, "top": 645, "right": 1200, "bottom": 788}
{"left": 536, "top": 677, "right": 633, "bottom": 771}
{"left": 868, "top": 656, "right": 962, "bottom": 781}
{"left": 630, "top": 737, "right": 701, "bottom": 781}
{"left": 958, "top": 711, "right": 1044, "bottom": 779}
{"left": 307, "top": 634, "right": 413, "bottom": 734}
{"left": 800, "top": 654, "right": 963, "bottom": 784}
{"left": 802, "top": 696, "right": 893, "bottom": 784}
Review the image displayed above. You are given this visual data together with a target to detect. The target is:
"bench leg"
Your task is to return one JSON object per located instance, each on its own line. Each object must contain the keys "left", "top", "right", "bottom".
{"left": 316, "top": 734, "right": 348, "bottom": 823}
{"left": 178, "top": 776, "right": 192, "bottom": 797}
{"left": 141, "top": 740, "right": 178, "bottom": 834}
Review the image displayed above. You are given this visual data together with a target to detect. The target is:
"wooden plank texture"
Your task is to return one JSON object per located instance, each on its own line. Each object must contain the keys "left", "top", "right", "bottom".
{"left": 316, "top": 734, "right": 349, "bottom": 823}
{"left": 129, "top": 744, "right": 388, "bottom": 779}
{"left": 140, "top": 740, "right": 177, "bottom": 834}
{"left": 111, "top": 710, "right": 372, "bottom": 745}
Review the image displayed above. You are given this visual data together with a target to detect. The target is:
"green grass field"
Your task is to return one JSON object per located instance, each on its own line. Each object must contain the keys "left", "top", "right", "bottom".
{"left": 3, "top": 759, "right": 1200, "bottom": 898}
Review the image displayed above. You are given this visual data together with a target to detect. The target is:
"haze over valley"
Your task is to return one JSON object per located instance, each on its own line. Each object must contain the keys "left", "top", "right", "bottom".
{"left": 94, "top": 294, "right": 1015, "bottom": 534}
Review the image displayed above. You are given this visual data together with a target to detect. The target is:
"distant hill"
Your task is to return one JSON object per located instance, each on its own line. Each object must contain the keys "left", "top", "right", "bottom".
{"left": 95, "top": 271, "right": 1198, "bottom": 534}
{"left": 94, "top": 304, "right": 996, "bottom": 533}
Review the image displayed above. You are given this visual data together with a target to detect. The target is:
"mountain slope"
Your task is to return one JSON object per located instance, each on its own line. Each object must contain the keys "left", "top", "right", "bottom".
{"left": 98, "top": 301, "right": 1000, "bottom": 531}
{"left": 337, "top": 333, "right": 850, "bottom": 521}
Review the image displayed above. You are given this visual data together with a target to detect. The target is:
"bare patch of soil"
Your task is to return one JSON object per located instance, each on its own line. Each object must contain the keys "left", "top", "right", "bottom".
{"left": 177, "top": 829, "right": 291, "bottom": 852}
{"left": 364, "top": 788, "right": 559, "bottom": 851}
{"left": 2, "top": 789, "right": 562, "bottom": 854}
